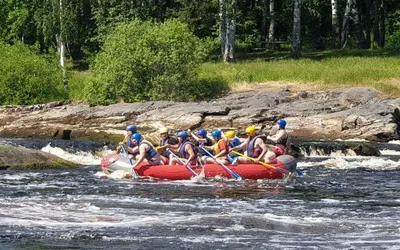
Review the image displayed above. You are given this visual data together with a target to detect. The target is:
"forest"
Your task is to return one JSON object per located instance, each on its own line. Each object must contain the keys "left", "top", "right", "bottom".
{"left": 1, "top": 0, "right": 400, "bottom": 105}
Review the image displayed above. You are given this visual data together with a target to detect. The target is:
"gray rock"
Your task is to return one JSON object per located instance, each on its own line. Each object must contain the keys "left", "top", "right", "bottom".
{"left": 0, "top": 87, "right": 398, "bottom": 142}
{"left": 0, "top": 144, "right": 78, "bottom": 169}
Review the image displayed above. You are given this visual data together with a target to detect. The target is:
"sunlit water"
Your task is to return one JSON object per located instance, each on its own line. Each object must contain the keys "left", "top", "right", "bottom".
{"left": 1, "top": 142, "right": 400, "bottom": 249}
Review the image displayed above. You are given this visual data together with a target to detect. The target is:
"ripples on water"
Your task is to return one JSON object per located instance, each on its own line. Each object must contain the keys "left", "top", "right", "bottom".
{"left": 1, "top": 145, "right": 400, "bottom": 249}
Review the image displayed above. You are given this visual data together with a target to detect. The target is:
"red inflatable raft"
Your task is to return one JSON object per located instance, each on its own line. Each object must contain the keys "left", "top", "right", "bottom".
{"left": 101, "top": 153, "right": 297, "bottom": 180}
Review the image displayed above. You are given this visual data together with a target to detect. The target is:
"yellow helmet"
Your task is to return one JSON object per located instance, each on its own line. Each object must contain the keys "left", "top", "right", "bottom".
{"left": 225, "top": 130, "right": 236, "bottom": 139}
{"left": 159, "top": 127, "right": 169, "bottom": 134}
{"left": 245, "top": 126, "right": 256, "bottom": 136}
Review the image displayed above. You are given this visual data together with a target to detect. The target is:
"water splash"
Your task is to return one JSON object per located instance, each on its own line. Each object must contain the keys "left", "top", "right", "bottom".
{"left": 41, "top": 142, "right": 109, "bottom": 166}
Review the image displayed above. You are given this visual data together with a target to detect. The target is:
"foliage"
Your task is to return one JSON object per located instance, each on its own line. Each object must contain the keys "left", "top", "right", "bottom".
{"left": 386, "top": 31, "right": 400, "bottom": 51}
{"left": 0, "top": 42, "right": 67, "bottom": 105}
{"left": 84, "top": 19, "right": 218, "bottom": 105}
{"left": 68, "top": 71, "right": 93, "bottom": 101}
{"left": 169, "top": 0, "right": 219, "bottom": 39}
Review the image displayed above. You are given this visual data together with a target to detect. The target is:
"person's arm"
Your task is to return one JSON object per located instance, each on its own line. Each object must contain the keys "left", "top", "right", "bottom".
{"left": 267, "top": 130, "right": 285, "bottom": 143}
{"left": 230, "top": 138, "right": 248, "bottom": 152}
{"left": 127, "top": 145, "right": 139, "bottom": 154}
{"left": 203, "top": 144, "right": 214, "bottom": 151}
{"left": 255, "top": 138, "right": 268, "bottom": 162}
{"left": 116, "top": 134, "right": 129, "bottom": 153}
{"left": 188, "top": 129, "right": 207, "bottom": 144}
{"left": 165, "top": 143, "right": 179, "bottom": 151}
{"left": 132, "top": 145, "right": 147, "bottom": 168}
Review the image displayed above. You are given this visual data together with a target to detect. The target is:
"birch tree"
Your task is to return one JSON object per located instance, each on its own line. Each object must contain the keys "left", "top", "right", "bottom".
{"left": 331, "top": 0, "right": 340, "bottom": 48}
{"left": 57, "top": 0, "right": 66, "bottom": 87}
{"left": 341, "top": 0, "right": 354, "bottom": 48}
{"left": 269, "top": 0, "right": 275, "bottom": 49}
{"left": 219, "top": 0, "right": 236, "bottom": 63}
{"left": 292, "top": 0, "right": 301, "bottom": 58}
{"left": 260, "top": 0, "right": 268, "bottom": 48}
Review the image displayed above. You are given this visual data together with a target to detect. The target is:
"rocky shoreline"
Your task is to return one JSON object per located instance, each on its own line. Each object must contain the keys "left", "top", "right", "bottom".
{"left": 1, "top": 86, "right": 399, "bottom": 142}
{"left": 0, "top": 86, "right": 399, "bottom": 168}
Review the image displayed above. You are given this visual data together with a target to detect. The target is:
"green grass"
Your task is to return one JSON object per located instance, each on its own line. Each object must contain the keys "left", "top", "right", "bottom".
{"left": 67, "top": 49, "right": 400, "bottom": 100}
{"left": 200, "top": 50, "right": 400, "bottom": 96}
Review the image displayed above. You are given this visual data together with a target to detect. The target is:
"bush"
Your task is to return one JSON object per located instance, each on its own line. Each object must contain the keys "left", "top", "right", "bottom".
{"left": 68, "top": 71, "right": 93, "bottom": 101}
{"left": 386, "top": 30, "right": 400, "bottom": 51}
{"left": 0, "top": 42, "right": 67, "bottom": 105}
{"left": 84, "top": 19, "right": 217, "bottom": 105}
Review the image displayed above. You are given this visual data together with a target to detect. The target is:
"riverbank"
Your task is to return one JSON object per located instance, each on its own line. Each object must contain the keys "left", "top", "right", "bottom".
{"left": 1, "top": 86, "right": 399, "bottom": 143}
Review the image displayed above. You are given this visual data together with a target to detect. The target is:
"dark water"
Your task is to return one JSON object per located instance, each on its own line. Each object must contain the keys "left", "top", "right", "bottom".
{"left": 1, "top": 155, "right": 400, "bottom": 250}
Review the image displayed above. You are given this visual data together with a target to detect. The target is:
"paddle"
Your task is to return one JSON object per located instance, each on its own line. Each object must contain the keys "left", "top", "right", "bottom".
{"left": 231, "top": 150, "right": 297, "bottom": 175}
{"left": 156, "top": 145, "right": 167, "bottom": 151}
{"left": 200, "top": 147, "right": 242, "bottom": 181}
{"left": 120, "top": 145, "right": 139, "bottom": 178}
{"left": 167, "top": 150, "right": 198, "bottom": 177}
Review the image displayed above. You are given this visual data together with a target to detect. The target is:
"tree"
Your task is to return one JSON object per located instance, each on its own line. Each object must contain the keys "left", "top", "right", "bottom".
{"left": 170, "top": 0, "right": 219, "bottom": 39}
{"left": 220, "top": 0, "right": 236, "bottom": 63}
{"left": 84, "top": 19, "right": 209, "bottom": 105}
{"left": 292, "top": 0, "right": 301, "bottom": 58}
{"left": 269, "top": 0, "right": 276, "bottom": 49}
{"left": 331, "top": 0, "right": 340, "bottom": 48}
{"left": 0, "top": 42, "right": 66, "bottom": 105}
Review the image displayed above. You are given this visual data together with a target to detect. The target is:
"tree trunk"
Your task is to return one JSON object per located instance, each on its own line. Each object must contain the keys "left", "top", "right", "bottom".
{"left": 220, "top": 0, "right": 236, "bottom": 63}
{"left": 220, "top": 0, "right": 227, "bottom": 57}
{"left": 331, "top": 0, "right": 340, "bottom": 48}
{"left": 373, "top": 0, "right": 380, "bottom": 45}
{"left": 352, "top": 1, "right": 366, "bottom": 48}
{"left": 365, "top": 0, "right": 372, "bottom": 48}
{"left": 260, "top": 0, "right": 268, "bottom": 48}
{"left": 58, "top": 0, "right": 67, "bottom": 89}
{"left": 341, "top": 0, "right": 353, "bottom": 49}
{"left": 227, "top": 0, "right": 236, "bottom": 62}
{"left": 268, "top": 0, "right": 275, "bottom": 50}
{"left": 291, "top": 0, "right": 301, "bottom": 58}
{"left": 379, "top": 0, "right": 385, "bottom": 47}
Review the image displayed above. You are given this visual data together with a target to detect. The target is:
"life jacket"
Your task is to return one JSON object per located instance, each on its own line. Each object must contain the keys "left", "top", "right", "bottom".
{"left": 159, "top": 136, "right": 170, "bottom": 157}
{"left": 246, "top": 135, "right": 263, "bottom": 157}
{"left": 139, "top": 140, "right": 158, "bottom": 158}
{"left": 179, "top": 141, "right": 198, "bottom": 160}
{"left": 127, "top": 137, "right": 135, "bottom": 148}
{"left": 213, "top": 139, "right": 228, "bottom": 155}
{"left": 271, "top": 131, "right": 289, "bottom": 149}
{"left": 229, "top": 137, "right": 242, "bottom": 157}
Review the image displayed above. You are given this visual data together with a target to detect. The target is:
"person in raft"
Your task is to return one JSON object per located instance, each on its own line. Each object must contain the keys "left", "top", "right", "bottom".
{"left": 201, "top": 129, "right": 230, "bottom": 165}
{"left": 169, "top": 131, "right": 198, "bottom": 166}
{"left": 264, "top": 119, "right": 290, "bottom": 163}
{"left": 157, "top": 127, "right": 178, "bottom": 164}
{"left": 130, "top": 133, "right": 162, "bottom": 170}
{"left": 189, "top": 129, "right": 214, "bottom": 155}
{"left": 224, "top": 130, "right": 242, "bottom": 164}
{"left": 115, "top": 124, "right": 138, "bottom": 158}
{"left": 229, "top": 125, "right": 268, "bottom": 165}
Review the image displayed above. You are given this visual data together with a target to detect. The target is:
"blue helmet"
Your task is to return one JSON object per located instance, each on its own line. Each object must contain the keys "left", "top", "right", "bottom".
{"left": 277, "top": 119, "right": 286, "bottom": 129}
{"left": 130, "top": 132, "right": 142, "bottom": 142}
{"left": 211, "top": 130, "right": 222, "bottom": 140}
{"left": 126, "top": 124, "right": 137, "bottom": 133}
{"left": 177, "top": 131, "right": 188, "bottom": 141}
{"left": 197, "top": 129, "right": 207, "bottom": 138}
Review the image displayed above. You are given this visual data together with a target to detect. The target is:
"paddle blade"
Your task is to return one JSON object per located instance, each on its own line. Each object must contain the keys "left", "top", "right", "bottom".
{"left": 233, "top": 173, "right": 242, "bottom": 181}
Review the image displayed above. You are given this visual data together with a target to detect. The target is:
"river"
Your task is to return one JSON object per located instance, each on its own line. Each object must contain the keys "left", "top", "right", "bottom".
{"left": 0, "top": 140, "right": 400, "bottom": 249}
